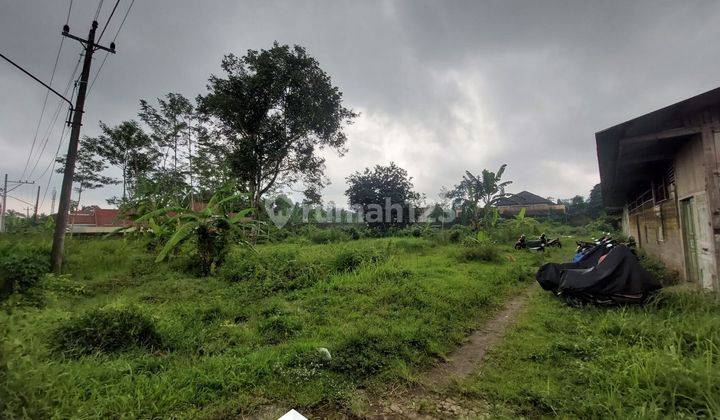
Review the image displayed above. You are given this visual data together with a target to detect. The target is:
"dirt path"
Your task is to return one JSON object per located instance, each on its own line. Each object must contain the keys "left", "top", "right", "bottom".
{"left": 363, "top": 285, "right": 537, "bottom": 418}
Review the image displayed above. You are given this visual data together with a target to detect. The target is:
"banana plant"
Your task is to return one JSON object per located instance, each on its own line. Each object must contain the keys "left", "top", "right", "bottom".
{"left": 131, "top": 190, "right": 258, "bottom": 275}
{"left": 512, "top": 207, "right": 538, "bottom": 234}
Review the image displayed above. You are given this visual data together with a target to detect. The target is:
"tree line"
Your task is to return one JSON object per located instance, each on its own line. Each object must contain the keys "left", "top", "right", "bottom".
{"left": 57, "top": 41, "right": 603, "bottom": 232}
{"left": 60, "top": 43, "right": 356, "bottom": 218}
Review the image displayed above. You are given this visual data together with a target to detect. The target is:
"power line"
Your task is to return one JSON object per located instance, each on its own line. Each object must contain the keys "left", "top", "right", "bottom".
{"left": 36, "top": 116, "right": 70, "bottom": 183}
{"left": 94, "top": 0, "right": 105, "bottom": 20}
{"left": 7, "top": 195, "right": 35, "bottom": 207}
{"left": 88, "top": 0, "right": 134, "bottom": 94}
{"left": 97, "top": 0, "right": 120, "bottom": 43}
{"left": 38, "top": 118, "right": 72, "bottom": 209}
{"left": 20, "top": 0, "right": 74, "bottom": 180}
{"left": 21, "top": 39, "right": 66, "bottom": 179}
{"left": 27, "top": 53, "right": 82, "bottom": 180}
{"left": 65, "top": 0, "right": 73, "bottom": 25}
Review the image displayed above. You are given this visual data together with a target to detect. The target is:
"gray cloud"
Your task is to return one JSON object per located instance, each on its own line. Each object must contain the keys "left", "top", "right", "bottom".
{"left": 2, "top": 0, "right": 720, "bottom": 212}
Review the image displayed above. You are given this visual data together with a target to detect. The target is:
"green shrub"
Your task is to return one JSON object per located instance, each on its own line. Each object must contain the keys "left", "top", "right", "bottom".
{"left": 506, "top": 264, "right": 533, "bottom": 282}
{"left": 51, "top": 306, "right": 163, "bottom": 357}
{"left": 220, "top": 248, "right": 268, "bottom": 282}
{"left": 648, "top": 288, "right": 720, "bottom": 312}
{"left": 458, "top": 242, "right": 503, "bottom": 263}
{"left": 0, "top": 242, "right": 50, "bottom": 295}
{"left": 257, "top": 314, "right": 302, "bottom": 344}
{"left": 262, "top": 260, "right": 328, "bottom": 293}
{"left": 333, "top": 249, "right": 364, "bottom": 272}
{"left": 448, "top": 229, "right": 462, "bottom": 243}
{"left": 638, "top": 251, "right": 681, "bottom": 286}
{"left": 392, "top": 238, "right": 430, "bottom": 253}
{"left": 305, "top": 226, "right": 349, "bottom": 244}
{"left": 330, "top": 332, "right": 397, "bottom": 377}
{"left": 346, "top": 227, "right": 362, "bottom": 240}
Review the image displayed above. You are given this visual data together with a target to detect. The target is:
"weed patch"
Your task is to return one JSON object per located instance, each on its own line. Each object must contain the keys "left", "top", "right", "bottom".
{"left": 51, "top": 305, "right": 164, "bottom": 357}
{"left": 457, "top": 288, "right": 720, "bottom": 418}
{"left": 0, "top": 242, "right": 50, "bottom": 295}
{"left": 258, "top": 314, "right": 303, "bottom": 344}
{"left": 457, "top": 242, "right": 503, "bottom": 263}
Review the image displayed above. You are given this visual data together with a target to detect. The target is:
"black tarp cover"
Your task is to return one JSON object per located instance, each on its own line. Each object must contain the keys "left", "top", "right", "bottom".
{"left": 536, "top": 245, "right": 661, "bottom": 303}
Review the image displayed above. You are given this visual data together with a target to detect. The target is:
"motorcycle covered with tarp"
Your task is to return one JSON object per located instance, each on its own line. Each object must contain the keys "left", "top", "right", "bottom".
{"left": 536, "top": 236, "right": 661, "bottom": 305}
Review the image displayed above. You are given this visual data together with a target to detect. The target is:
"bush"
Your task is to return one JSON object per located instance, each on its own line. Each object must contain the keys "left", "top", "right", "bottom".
{"left": 0, "top": 242, "right": 50, "bottom": 296}
{"left": 305, "top": 227, "right": 349, "bottom": 244}
{"left": 257, "top": 314, "right": 302, "bottom": 344}
{"left": 457, "top": 242, "right": 503, "bottom": 263}
{"left": 221, "top": 243, "right": 386, "bottom": 292}
{"left": 346, "top": 227, "right": 362, "bottom": 240}
{"left": 51, "top": 306, "right": 163, "bottom": 357}
{"left": 333, "top": 249, "right": 364, "bottom": 272}
{"left": 448, "top": 229, "right": 462, "bottom": 243}
{"left": 330, "top": 332, "right": 397, "bottom": 377}
{"left": 638, "top": 251, "right": 681, "bottom": 286}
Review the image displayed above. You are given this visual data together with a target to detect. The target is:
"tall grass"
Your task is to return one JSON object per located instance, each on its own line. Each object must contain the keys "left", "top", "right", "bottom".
{"left": 456, "top": 288, "right": 720, "bottom": 418}
{"left": 0, "top": 236, "right": 556, "bottom": 418}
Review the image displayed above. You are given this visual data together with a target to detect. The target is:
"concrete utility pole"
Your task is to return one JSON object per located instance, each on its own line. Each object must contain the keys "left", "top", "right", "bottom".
{"left": 33, "top": 185, "right": 41, "bottom": 223}
{"left": 51, "top": 21, "right": 115, "bottom": 273}
{"left": 0, "top": 175, "right": 35, "bottom": 233}
{"left": 0, "top": 174, "right": 6, "bottom": 233}
{"left": 50, "top": 188, "right": 57, "bottom": 215}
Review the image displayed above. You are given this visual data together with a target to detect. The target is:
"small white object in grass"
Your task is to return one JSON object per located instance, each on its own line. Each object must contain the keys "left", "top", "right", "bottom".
{"left": 279, "top": 409, "right": 307, "bottom": 420}
{"left": 317, "top": 347, "right": 332, "bottom": 361}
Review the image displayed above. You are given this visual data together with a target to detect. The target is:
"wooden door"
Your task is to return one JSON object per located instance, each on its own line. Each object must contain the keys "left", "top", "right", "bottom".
{"left": 681, "top": 198, "right": 700, "bottom": 283}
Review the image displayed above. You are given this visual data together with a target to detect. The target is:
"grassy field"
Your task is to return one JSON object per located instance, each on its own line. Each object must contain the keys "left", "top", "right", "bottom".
{"left": 0, "top": 235, "right": 561, "bottom": 418}
{"left": 453, "top": 287, "right": 720, "bottom": 418}
{"left": 3, "top": 233, "right": 719, "bottom": 418}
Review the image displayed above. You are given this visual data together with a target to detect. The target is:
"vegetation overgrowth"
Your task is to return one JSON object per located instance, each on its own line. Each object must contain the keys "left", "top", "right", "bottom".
{"left": 456, "top": 288, "right": 720, "bottom": 418}
{"left": 0, "top": 233, "right": 559, "bottom": 418}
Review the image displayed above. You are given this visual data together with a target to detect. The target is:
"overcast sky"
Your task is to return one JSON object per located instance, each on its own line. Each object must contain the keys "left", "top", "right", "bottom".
{"left": 2, "top": 0, "right": 720, "bottom": 213}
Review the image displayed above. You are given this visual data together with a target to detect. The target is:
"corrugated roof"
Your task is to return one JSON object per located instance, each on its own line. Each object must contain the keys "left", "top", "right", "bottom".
{"left": 595, "top": 86, "right": 720, "bottom": 207}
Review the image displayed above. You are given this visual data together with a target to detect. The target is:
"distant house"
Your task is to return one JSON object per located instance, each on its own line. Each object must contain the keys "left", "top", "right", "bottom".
{"left": 496, "top": 191, "right": 566, "bottom": 216}
{"left": 596, "top": 87, "right": 720, "bottom": 292}
{"left": 67, "top": 207, "right": 131, "bottom": 233}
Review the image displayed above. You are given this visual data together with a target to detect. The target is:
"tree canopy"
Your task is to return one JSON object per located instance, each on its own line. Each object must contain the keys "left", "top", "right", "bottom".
{"left": 345, "top": 162, "right": 420, "bottom": 229}
{"left": 197, "top": 43, "right": 357, "bottom": 217}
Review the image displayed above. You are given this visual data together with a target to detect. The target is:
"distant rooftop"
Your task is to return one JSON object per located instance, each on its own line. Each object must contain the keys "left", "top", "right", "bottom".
{"left": 496, "top": 191, "right": 554, "bottom": 206}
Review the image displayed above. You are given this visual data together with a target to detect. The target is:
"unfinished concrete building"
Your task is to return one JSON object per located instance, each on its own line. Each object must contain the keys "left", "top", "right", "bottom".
{"left": 596, "top": 87, "right": 720, "bottom": 292}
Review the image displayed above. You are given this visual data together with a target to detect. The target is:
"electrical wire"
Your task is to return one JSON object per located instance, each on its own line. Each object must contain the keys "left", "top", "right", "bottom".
{"left": 97, "top": 0, "right": 120, "bottom": 43}
{"left": 39, "top": 124, "right": 71, "bottom": 209}
{"left": 7, "top": 195, "right": 35, "bottom": 207}
{"left": 27, "top": 52, "right": 82, "bottom": 180}
{"left": 94, "top": 0, "right": 105, "bottom": 20}
{"left": 88, "top": 0, "right": 134, "bottom": 94}
{"left": 20, "top": 0, "right": 74, "bottom": 180}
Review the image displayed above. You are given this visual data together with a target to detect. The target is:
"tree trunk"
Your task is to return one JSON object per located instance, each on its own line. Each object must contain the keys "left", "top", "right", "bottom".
{"left": 122, "top": 165, "right": 127, "bottom": 202}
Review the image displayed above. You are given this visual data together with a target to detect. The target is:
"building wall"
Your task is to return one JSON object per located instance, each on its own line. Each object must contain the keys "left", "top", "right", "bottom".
{"left": 675, "top": 136, "right": 706, "bottom": 199}
{"left": 622, "top": 135, "right": 718, "bottom": 288}
{"left": 623, "top": 198, "right": 685, "bottom": 278}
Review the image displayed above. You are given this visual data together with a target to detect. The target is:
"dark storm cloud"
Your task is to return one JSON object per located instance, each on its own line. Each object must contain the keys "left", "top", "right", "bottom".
{"left": 2, "top": 0, "right": 720, "bottom": 211}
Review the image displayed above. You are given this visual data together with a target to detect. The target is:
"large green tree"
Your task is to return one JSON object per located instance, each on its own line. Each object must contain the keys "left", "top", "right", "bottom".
{"left": 587, "top": 183, "right": 604, "bottom": 219}
{"left": 139, "top": 93, "right": 194, "bottom": 173}
{"left": 87, "top": 120, "right": 158, "bottom": 205}
{"left": 197, "top": 43, "right": 356, "bottom": 218}
{"left": 345, "top": 162, "right": 420, "bottom": 229}
{"left": 56, "top": 139, "right": 117, "bottom": 211}
{"left": 139, "top": 93, "right": 196, "bottom": 203}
